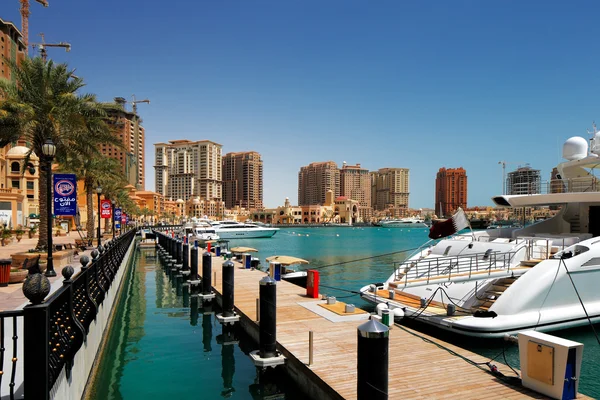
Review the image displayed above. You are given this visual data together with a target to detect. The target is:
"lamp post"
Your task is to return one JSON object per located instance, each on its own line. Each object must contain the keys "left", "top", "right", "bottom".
{"left": 42, "top": 139, "right": 57, "bottom": 277}
{"left": 111, "top": 200, "right": 116, "bottom": 239}
{"left": 96, "top": 186, "right": 102, "bottom": 247}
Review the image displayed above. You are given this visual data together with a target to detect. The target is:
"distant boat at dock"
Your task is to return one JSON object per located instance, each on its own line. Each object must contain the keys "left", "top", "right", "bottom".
{"left": 375, "top": 217, "right": 428, "bottom": 228}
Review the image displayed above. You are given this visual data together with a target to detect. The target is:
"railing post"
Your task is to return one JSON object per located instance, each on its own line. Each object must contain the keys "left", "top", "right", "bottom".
{"left": 23, "top": 304, "right": 50, "bottom": 400}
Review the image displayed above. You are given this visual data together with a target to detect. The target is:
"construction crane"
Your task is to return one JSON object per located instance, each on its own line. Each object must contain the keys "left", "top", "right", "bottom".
{"left": 31, "top": 33, "right": 71, "bottom": 61}
{"left": 19, "top": 0, "right": 48, "bottom": 48}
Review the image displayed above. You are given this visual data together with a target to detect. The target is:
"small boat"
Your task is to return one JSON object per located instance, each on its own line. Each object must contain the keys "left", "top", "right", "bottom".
{"left": 181, "top": 222, "right": 220, "bottom": 242}
{"left": 377, "top": 217, "right": 428, "bottom": 228}
{"left": 210, "top": 220, "right": 280, "bottom": 239}
{"left": 266, "top": 255, "right": 310, "bottom": 287}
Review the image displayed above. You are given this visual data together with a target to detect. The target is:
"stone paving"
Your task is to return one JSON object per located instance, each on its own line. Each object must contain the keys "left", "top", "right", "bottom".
{"left": 0, "top": 231, "right": 106, "bottom": 311}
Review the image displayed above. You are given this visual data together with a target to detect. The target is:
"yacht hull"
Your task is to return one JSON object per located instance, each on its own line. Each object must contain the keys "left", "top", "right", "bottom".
{"left": 215, "top": 228, "right": 279, "bottom": 239}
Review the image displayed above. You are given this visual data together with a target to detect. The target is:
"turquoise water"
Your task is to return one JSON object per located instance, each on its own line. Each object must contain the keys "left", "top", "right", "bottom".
{"left": 89, "top": 247, "right": 303, "bottom": 399}
{"left": 91, "top": 227, "right": 600, "bottom": 398}
{"left": 231, "top": 226, "right": 600, "bottom": 398}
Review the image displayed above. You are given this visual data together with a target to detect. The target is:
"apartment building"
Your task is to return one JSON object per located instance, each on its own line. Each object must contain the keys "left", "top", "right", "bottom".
{"left": 298, "top": 161, "right": 340, "bottom": 206}
{"left": 222, "top": 151, "right": 263, "bottom": 210}
{"left": 435, "top": 167, "right": 467, "bottom": 217}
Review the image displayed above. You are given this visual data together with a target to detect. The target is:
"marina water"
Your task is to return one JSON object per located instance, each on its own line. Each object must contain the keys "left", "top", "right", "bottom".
{"left": 90, "top": 227, "right": 599, "bottom": 398}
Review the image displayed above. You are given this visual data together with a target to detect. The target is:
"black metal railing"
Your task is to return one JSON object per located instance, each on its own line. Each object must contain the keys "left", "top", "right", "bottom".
{"left": 16, "top": 228, "right": 136, "bottom": 399}
{"left": 0, "top": 310, "right": 24, "bottom": 400}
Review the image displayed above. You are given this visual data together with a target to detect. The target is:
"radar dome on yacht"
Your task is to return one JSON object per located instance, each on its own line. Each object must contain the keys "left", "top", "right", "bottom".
{"left": 562, "top": 136, "right": 588, "bottom": 160}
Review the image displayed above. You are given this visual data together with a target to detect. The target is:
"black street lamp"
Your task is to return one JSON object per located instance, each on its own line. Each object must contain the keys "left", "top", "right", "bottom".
{"left": 96, "top": 186, "right": 102, "bottom": 247}
{"left": 111, "top": 200, "right": 116, "bottom": 239}
{"left": 42, "top": 139, "right": 57, "bottom": 277}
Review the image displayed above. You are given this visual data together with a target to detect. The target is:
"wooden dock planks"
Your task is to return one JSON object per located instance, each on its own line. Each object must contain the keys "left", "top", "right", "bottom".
{"left": 205, "top": 255, "right": 589, "bottom": 400}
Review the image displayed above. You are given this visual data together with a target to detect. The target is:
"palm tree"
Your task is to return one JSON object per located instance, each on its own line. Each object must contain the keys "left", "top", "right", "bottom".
{"left": 0, "top": 57, "right": 114, "bottom": 250}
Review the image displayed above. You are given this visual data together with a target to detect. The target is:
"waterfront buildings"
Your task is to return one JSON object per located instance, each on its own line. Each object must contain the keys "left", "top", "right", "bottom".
{"left": 435, "top": 167, "right": 467, "bottom": 217}
{"left": 340, "top": 162, "right": 372, "bottom": 220}
{"left": 222, "top": 151, "right": 263, "bottom": 210}
{"left": 506, "top": 165, "right": 541, "bottom": 195}
{"left": 102, "top": 99, "right": 146, "bottom": 190}
{"left": 154, "top": 139, "right": 222, "bottom": 202}
{"left": 370, "top": 168, "right": 410, "bottom": 217}
{"left": 298, "top": 161, "right": 340, "bottom": 206}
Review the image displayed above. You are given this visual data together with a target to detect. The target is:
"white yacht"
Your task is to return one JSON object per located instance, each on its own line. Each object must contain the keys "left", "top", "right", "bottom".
{"left": 181, "top": 222, "right": 220, "bottom": 242}
{"left": 361, "top": 135, "right": 600, "bottom": 338}
{"left": 378, "top": 217, "right": 428, "bottom": 228}
{"left": 211, "top": 220, "right": 279, "bottom": 239}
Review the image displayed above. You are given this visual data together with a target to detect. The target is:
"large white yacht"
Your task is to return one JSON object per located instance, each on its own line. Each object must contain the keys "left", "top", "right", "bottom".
{"left": 378, "top": 217, "right": 428, "bottom": 228}
{"left": 361, "top": 135, "right": 600, "bottom": 337}
{"left": 211, "top": 220, "right": 279, "bottom": 239}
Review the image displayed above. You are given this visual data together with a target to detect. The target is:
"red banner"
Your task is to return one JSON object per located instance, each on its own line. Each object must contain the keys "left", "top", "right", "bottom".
{"left": 100, "top": 200, "right": 112, "bottom": 219}
{"left": 121, "top": 213, "right": 126, "bottom": 223}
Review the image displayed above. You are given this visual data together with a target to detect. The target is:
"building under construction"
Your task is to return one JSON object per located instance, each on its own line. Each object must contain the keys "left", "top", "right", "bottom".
{"left": 506, "top": 165, "right": 541, "bottom": 195}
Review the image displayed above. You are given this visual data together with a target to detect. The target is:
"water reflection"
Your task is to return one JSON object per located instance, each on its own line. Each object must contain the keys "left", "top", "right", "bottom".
{"left": 217, "top": 326, "right": 238, "bottom": 398}
{"left": 202, "top": 307, "right": 213, "bottom": 353}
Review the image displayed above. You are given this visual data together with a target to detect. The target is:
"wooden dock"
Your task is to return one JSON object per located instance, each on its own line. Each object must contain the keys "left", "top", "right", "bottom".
{"left": 205, "top": 255, "right": 589, "bottom": 400}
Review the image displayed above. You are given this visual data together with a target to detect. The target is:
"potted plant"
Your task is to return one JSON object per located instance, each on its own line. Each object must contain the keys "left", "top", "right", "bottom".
{"left": 14, "top": 226, "right": 24, "bottom": 242}
{"left": 55, "top": 227, "right": 62, "bottom": 236}
{"left": 28, "top": 226, "right": 37, "bottom": 239}
{"left": 1, "top": 229, "right": 12, "bottom": 246}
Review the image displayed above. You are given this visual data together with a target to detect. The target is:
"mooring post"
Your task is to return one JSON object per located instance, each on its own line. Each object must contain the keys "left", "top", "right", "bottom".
{"left": 249, "top": 276, "right": 286, "bottom": 367}
{"left": 216, "top": 260, "right": 239, "bottom": 325}
{"left": 176, "top": 238, "right": 182, "bottom": 265}
{"left": 357, "top": 319, "right": 389, "bottom": 400}
{"left": 190, "top": 295, "right": 198, "bottom": 326}
{"left": 182, "top": 242, "right": 189, "bottom": 272}
{"left": 202, "top": 251, "right": 212, "bottom": 295}
{"left": 190, "top": 246, "right": 199, "bottom": 294}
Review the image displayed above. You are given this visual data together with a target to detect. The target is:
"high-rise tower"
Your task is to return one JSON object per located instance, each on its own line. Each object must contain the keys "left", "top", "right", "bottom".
{"left": 222, "top": 151, "right": 263, "bottom": 210}
{"left": 298, "top": 161, "right": 340, "bottom": 206}
{"left": 435, "top": 167, "right": 467, "bottom": 217}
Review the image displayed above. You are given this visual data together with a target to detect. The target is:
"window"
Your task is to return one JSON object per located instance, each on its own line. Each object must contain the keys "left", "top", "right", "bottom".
{"left": 10, "top": 162, "right": 19, "bottom": 173}
{"left": 26, "top": 181, "right": 34, "bottom": 190}
{"left": 11, "top": 180, "right": 20, "bottom": 189}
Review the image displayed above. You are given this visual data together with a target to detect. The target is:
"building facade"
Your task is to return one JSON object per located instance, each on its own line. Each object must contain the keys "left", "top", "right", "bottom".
{"left": 222, "top": 151, "right": 263, "bottom": 210}
{"left": 154, "top": 139, "right": 222, "bottom": 202}
{"left": 103, "top": 98, "right": 145, "bottom": 190}
{"left": 370, "top": 168, "right": 410, "bottom": 212}
{"left": 298, "top": 161, "right": 340, "bottom": 206}
{"left": 435, "top": 167, "right": 467, "bottom": 217}
{"left": 506, "top": 165, "right": 541, "bottom": 195}
{"left": 0, "top": 18, "right": 26, "bottom": 89}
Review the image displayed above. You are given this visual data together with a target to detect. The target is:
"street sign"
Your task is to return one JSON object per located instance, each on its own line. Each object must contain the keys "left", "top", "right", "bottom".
{"left": 114, "top": 208, "right": 122, "bottom": 221}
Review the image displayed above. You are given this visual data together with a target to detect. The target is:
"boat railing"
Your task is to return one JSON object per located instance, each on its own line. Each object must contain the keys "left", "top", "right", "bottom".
{"left": 514, "top": 176, "right": 599, "bottom": 195}
{"left": 393, "top": 249, "right": 521, "bottom": 286}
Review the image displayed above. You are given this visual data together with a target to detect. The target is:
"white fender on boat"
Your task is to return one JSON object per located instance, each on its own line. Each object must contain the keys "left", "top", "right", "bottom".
{"left": 376, "top": 303, "right": 388, "bottom": 316}
{"left": 392, "top": 308, "right": 405, "bottom": 319}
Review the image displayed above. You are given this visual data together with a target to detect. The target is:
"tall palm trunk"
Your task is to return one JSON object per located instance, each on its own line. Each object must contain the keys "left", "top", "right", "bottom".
{"left": 86, "top": 185, "right": 94, "bottom": 239}
{"left": 36, "top": 167, "right": 49, "bottom": 251}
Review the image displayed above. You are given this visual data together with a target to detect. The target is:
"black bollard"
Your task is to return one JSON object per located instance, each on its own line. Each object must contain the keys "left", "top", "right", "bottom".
{"left": 222, "top": 260, "right": 235, "bottom": 317}
{"left": 357, "top": 319, "right": 389, "bottom": 400}
{"left": 190, "top": 247, "right": 199, "bottom": 279}
{"left": 182, "top": 283, "right": 190, "bottom": 307}
{"left": 176, "top": 239, "right": 182, "bottom": 265}
{"left": 202, "top": 251, "right": 212, "bottom": 295}
{"left": 259, "top": 276, "right": 277, "bottom": 359}
{"left": 182, "top": 242, "right": 189, "bottom": 272}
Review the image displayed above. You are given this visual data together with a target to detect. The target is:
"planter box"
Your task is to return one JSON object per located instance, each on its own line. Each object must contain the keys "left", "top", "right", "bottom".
{"left": 9, "top": 270, "right": 27, "bottom": 284}
{"left": 11, "top": 249, "right": 76, "bottom": 270}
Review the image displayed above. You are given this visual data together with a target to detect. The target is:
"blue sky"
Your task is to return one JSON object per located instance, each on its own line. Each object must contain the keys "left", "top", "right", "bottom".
{"left": 3, "top": 1, "right": 600, "bottom": 208}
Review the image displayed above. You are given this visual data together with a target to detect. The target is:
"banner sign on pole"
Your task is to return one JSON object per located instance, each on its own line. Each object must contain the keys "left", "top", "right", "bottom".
{"left": 121, "top": 213, "right": 126, "bottom": 224}
{"left": 125, "top": 214, "right": 129, "bottom": 224}
{"left": 114, "top": 208, "right": 122, "bottom": 222}
{"left": 100, "top": 200, "right": 112, "bottom": 219}
{"left": 53, "top": 174, "right": 77, "bottom": 216}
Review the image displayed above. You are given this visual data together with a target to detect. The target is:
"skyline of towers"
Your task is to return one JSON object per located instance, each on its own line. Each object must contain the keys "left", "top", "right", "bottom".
{"left": 298, "top": 161, "right": 340, "bottom": 206}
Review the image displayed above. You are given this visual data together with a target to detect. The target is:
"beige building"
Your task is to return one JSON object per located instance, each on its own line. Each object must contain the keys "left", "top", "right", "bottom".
{"left": 185, "top": 197, "right": 226, "bottom": 219}
{"left": 103, "top": 99, "right": 146, "bottom": 190}
{"left": 298, "top": 161, "right": 340, "bottom": 206}
{"left": 371, "top": 168, "right": 410, "bottom": 212}
{"left": 154, "top": 139, "right": 222, "bottom": 202}
{"left": 340, "top": 162, "right": 372, "bottom": 221}
{"left": 222, "top": 151, "right": 263, "bottom": 210}
{"left": 0, "top": 145, "right": 40, "bottom": 227}
{"left": 0, "top": 18, "right": 27, "bottom": 91}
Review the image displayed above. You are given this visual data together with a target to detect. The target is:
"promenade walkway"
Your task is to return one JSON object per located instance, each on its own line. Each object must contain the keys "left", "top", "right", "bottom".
{"left": 0, "top": 232, "right": 103, "bottom": 311}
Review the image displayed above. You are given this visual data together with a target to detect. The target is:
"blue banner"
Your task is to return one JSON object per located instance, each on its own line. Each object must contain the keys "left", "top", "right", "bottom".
{"left": 53, "top": 174, "right": 77, "bottom": 216}
{"left": 114, "top": 208, "right": 122, "bottom": 221}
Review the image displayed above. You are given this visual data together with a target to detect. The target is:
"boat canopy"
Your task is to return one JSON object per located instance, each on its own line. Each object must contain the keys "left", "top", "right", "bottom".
{"left": 492, "top": 192, "right": 600, "bottom": 207}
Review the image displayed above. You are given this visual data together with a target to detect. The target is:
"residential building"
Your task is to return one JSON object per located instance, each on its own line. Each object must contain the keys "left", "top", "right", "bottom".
{"left": 154, "top": 139, "right": 222, "bottom": 202}
{"left": 371, "top": 168, "right": 410, "bottom": 214}
{"left": 435, "top": 167, "right": 467, "bottom": 217}
{"left": 298, "top": 161, "right": 340, "bottom": 206}
{"left": 222, "top": 151, "right": 263, "bottom": 210}
{"left": 186, "top": 197, "right": 226, "bottom": 219}
{"left": 340, "top": 162, "right": 371, "bottom": 220}
{"left": 0, "top": 18, "right": 26, "bottom": 88}
{"left": 0, "top": 145, "right": 39, "bottom": 227}
{"left": 102, "top": 98, "right": 145, "bottom": 189}
{"left": 506, "top": 165, "right": 541, "bottom": 195}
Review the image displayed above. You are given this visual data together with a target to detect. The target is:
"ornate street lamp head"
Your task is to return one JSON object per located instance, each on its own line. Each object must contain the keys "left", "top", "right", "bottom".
{"left": 96, "top": 186, "right": 102, "bottom": 194}
{"left": 41, "top": 139, "right": 56, "bottom": 159}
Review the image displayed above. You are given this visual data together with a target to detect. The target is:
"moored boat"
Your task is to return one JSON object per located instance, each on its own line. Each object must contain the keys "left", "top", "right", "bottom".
{"left": 361, "top": 134, "right": 600, "bottom": 337}
{"left": 377, "top": 217, "right": 428, "bottom": 228}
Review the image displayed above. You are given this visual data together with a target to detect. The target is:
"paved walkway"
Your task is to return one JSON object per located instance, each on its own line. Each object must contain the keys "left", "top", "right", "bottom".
{"left": 0, "top": 231, "right": 106, "bottom": 311}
